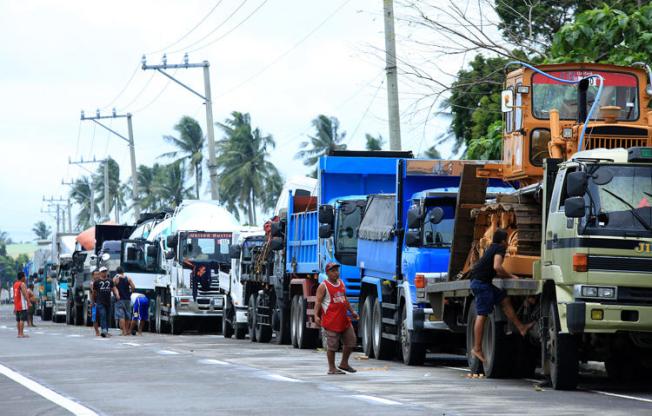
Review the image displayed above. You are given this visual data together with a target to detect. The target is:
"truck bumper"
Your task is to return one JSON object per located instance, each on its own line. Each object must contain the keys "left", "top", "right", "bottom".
{"left": 174, "top": 295, "right": 224, "bottom": 317}
{"left": 235, "top": 306, "right": 248, "bottom": 324}
{"left": 566, "top": 302, "right": 652, "bottom": 334}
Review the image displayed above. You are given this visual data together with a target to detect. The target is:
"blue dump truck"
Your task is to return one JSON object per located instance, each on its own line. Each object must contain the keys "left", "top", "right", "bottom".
{"left": 356, "top": 159, "right": 510, "bottom": 364}
{"left": 243, "top": 151, "right": 412, "bottom": 347}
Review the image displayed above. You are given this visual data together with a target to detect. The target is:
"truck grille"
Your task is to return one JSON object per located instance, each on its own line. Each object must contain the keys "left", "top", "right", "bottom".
{"left": 583, "top": 126, "right": 649, "bottom": 150}
{"left": 617, "top": 287, "right": 652, "bottom": 306}
{"left": 197, "top": 276, "right": 221, "bottom": 297}
{"left": 588, "top": 256, "right": 652, "bottom": 273}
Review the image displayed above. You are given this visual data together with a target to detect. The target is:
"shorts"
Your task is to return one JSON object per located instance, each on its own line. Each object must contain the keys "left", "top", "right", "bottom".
{"left": 471, "top": 279, "right": 507, "bottom": 316}
{"left": 132, "top": 297, "right": 149, "bottom": 322}
{"left": 28, "top": 304, "right": 36, "bottom": 315}
{"left": 92, "top": 305, "right": 97, "bottom": 323}
{"left": 115, "top": 299, "right": 132, "bottom": 320}
{"left": 324, "top": 325, "right": 356, "bottom": 352}
{"left": 15, "top": 310, "right": 28, "bottom": 322}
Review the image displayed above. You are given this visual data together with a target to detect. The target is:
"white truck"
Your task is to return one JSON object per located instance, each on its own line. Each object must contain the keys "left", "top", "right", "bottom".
{"left": 222, "top": 228, "right": 265, "bottom": 339}
{"left": 52, "top": 234, "right": 77, "bottom": 323}
{"left": 153, "top": 201, "right": 240, "bottom": 335}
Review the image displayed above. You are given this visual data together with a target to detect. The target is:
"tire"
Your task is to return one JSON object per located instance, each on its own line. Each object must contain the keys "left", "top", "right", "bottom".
{"left": 372, "top": 297, "right": 393, "bottom": 360}
{"left": 223, "top": 301, "right": 234, "bottom": 339}
{"left": 82, "top": 301, "right": 91, "bottom": 326}
{"left": 290, "top": 295, "right": 299, "bottom": 348}
{"left": 74, "top": 304, "right": 84, "bottom": 326}
{"left": 466, "top": 302, "right": 512, "bottom": 378}
{"left": 296, "top": 296, "right": 318, "bottom": 349}
{"left": 274, "top": 301, "right": 291, "bottom": 345}
{"left": 155, "top": 294, "right": 163, "bottom": 334}
{"left": 544, "top": 302, "right": 579, "bottom": 390}
{"left": 248, "top": 294, "right": 258, "bottom": 342}
{"left": 255, "top": 295, "right": 273, "bottom": 343}
{"left": 360, "top": 297, "right": 374, "bottom": 358}
{"left": 235, "top": 325, "right": 247, "bottom": 339}
{"left": 66, "top": 300, "right": 73, "bottom": 325}
{"left": 399, "top": 302, "right": 425, "bottom": 366}
{"left": 170, "top": 316, "right": 184, "bottom": 335}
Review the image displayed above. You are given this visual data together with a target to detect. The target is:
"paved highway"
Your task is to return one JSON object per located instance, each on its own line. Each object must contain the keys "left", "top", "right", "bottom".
{"left": 0, "top": 305, "right": 650, "bottom": 415}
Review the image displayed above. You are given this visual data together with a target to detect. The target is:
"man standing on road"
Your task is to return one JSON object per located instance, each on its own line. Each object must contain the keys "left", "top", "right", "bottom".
{"left": 26, "top": 284, "right": 37, "bottom": 327}
{"left": 13, "top": 272, "right": 31, "bottom": 338}
{"left": 469, "top": 229, "right": 534, "bottom": 369}
{"left": 90, "top": 270, "right": 101, "bottom": 336}
{"left": 113, "top": 266, "right": 135, "bottom": 336}
{"left": 314, "top": 262, "right": 359, "bottom": 375}
{"left": 93, "top": 266, "right": 119, "bottom": 337}
{"left": 130, "top": 292, "right": 149, "bottom": 336}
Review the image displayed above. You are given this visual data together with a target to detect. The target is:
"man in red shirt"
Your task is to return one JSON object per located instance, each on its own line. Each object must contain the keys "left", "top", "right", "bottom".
{"left": 13, "top": 272, "right": 31, "bottom": 338}
{"left": 314, "top": 262, "right": 359, "bottom": 375}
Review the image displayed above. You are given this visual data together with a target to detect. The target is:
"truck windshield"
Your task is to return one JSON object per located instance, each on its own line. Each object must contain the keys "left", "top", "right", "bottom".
{"left": 334, "top": 200, "right": 366, "bottom": 266}
{"left": 584, "top": 165, "right": 652, "bottom": 236}
{"left": 181, "top": 232, "right": 232, "bottom": 264}
{"left": 532, "top": 70, "right": 638, "bottom": 121}
{"left": 422, "top": 199, "right": 455, "bottom": 247}
{"left": 122, "top": 241, "right": 160, "bottom": 273}
{"left": 242, "top": 238, "right": 264, "bottom": 260}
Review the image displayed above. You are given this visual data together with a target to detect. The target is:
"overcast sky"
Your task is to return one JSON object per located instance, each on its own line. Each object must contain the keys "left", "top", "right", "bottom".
{"left": 0, "top": 0, "right": 469, "bottom": 242}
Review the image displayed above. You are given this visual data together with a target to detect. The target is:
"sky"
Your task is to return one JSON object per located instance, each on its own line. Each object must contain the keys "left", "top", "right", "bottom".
{"left": 0, "top": 0, "right": 472, "bottom": 242}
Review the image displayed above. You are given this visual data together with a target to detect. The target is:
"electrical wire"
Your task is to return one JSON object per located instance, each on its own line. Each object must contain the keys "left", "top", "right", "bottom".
{"left": 217, "top": 0, "right": 353, "bottom": 98}
{"left": 147, "top": 0, "right": 225, "bottom": 55}
{"left": 116, "top": 71, "right": 156, "bottom": 112}
{"left": 100, "top": 63, "right": 140, "bottom": 111}
{"left": 168, "top": 0, "right": 249, "bottom": 54}
{"left": 347, "top": 79, "right": 385, "bottom": 145}
{"left": 131, "top": 70, "right": 178, "bottom": 114}
{"left": 185, "top": 0, "right": 270, "bottom": 54}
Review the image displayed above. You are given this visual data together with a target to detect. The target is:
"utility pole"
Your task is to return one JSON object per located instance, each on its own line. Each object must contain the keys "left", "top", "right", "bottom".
{"left": 142, "top": 53, "right": 219, "bottom": 200}
{"left": 62, "top": 180, "right": 80, "bottom": 232}
{"left": 80, "top": 109, "right": 140, "bottom": 218}
{"left": 383, "top": 0, "right": 402, "bottom": 150}
{"left": 43, "top": 197, "right": 70, "bottom": 234}
{"left": 69, "top": 157, "right": 109, "bottom": 223}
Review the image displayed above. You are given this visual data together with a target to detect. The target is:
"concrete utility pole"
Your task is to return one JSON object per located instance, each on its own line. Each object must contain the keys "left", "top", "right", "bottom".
{"left": 43, "top": 197, "right": 70, "bottom": 233}
{"left": 80, "top": 109, "right": 140, "bottom": 218}
{"left": 383, "top": 0, "right": 402, "bottom": 150}
{"left": 61, "top": 180, "right": 80, "bottom": 231}
{"left": 142, "top": 53, "right": 219, "bottom": 200}
{"left": 69, "top": 157, "right": 109, "bottom": 223}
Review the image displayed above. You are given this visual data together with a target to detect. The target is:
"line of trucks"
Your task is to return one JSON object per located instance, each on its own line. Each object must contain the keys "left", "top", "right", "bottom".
{"left": 37, "top": 61, "right": 652, "bottom": 390}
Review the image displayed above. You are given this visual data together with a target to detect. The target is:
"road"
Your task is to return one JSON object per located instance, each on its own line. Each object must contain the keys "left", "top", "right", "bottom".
{"left": 0, "top": 305, "right": 650, "bottom": 416}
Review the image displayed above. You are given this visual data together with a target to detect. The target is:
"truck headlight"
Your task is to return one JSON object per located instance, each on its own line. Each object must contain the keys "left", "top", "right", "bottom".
{"left": 598, "top": 287, "right": 615, "bottom": 299}
{"left": 582, "top": 286, "right": 598, "bottom": 297}
{"left": 575, "top": 285, "right": 617, "bottom": 299}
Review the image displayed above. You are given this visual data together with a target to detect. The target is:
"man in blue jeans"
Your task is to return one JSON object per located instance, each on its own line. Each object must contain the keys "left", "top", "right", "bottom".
{"left": 92, "top": 266, "right": 119, "bottom": 337}
{"left": 469, "top": 229, "right": 533, "bottom": 366}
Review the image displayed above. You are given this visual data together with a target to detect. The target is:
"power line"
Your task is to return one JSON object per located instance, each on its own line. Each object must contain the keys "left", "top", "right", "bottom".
{"left": 100, "top": 63, "right": 140, "bottom": 110}
{"left": 131, "top": 69, "right": 178, "bottom": 114}
{"left": 148, "top": 0, "right": 225, "bottom": 54}
{"left": 169, "top": 0, "right": 249, "bottom": 54}
{"left": 186, "top": 0, "right": 270, "bottom": 54}
{"left": 347, "top": 79, "right": 385, "bottom": 146}
{"left": 216, "top": 0, "right": 352, "bottom": 98}
{"left": 116, "top": 71, "right": 156, "bottom": 112}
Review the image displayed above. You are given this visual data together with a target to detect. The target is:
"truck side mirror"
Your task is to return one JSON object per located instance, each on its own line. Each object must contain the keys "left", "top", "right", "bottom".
{"left": 229, "top": 245, "right": 242, "bottom": 259}
{"left": 564, "top": 197, "right": 586, "bottom": 218}
{"left": 428, "top": 207, "right": 445, "bottom": 225}
{"left": 146, "top": 245, "right": 158, "bottom": 258}
{"left": 319, "top": 224, "right": 333, "bottom": 239}
{"left": 566, "top": 171, "right": 588, "bottom": 197}
{"left": 319, "top": 205, "right": 334, "bottom": 225}
{"left": 166, "top": 235, "right": 178, "bottom": 249}
{"left": 270, "top": 237, "right": 284, "bottom": 251}
{"left": 165, "top": 250, "right": 175, "bottom": 260}
{"left": 405, "top": 230, "right": 420, "bottom": 247}
{"left": 501, "top": 89, "right": 514, "bottom": 112}
{"left": 407, "top": 206, "right": 422, "bottom": 229}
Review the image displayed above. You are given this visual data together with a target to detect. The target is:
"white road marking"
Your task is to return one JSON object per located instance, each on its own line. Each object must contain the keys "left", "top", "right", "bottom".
{"left": 34, "top": 331, "right": 45, "bottom": 334}
{"left": 49, "top": 333, "right": 61, "bottom": 336}
{"left": 260, "top": 374, "right": 302, "bottom": 383}
{"left": 122, "top": 342, "right": 141, "bottom": 347}
{"left": 585, "top": 389, "right": 652, "bottom": 404}
{"left": 197, "top": 359, "right": 229, "bottom": 366}
{"left": 157, "top": 350, "right": 179, "bottom": 355}
{"left": 67, "top": 334, "right": 82, "bottom": 338}
{"left": 350, "top": 394, "right": 402, "bottom": 406}
{"left": 0, "top": 325, "right": 7, "bottom": 329}
{"left": 442, "top": 366, "right": 470, "bottom": 372}
{"left": 0, "top": 363, "right": 98, "bottom": 416}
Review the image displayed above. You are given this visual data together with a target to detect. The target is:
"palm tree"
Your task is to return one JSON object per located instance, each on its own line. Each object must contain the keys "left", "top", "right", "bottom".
{"left": 32, "top": 221, "right": 51, "bottom": 240}
{"left": 295, "top": 115, "right": 347, "bottom": 177}
{"left": 134, "top": 163, "right": 166, "bottom": 212}
{"left": 69, "top": 177, "right": 99, "bottom": 229}
{"left": 365, "top": 133, "right": 385, "bottom": 151}
{"left": 153, "top": 161, "right": 193, "bottom": 209}
{"left": 92, "top": 158, "right": 122, "bottom": 221}
{"left": 159, "top": 116, "right": 205, "bottom": 199}
{"left": 216, "top": 112, "right": 283, "bottom": 224}
{"left": 422, "top": 146, "right": 442, "bottom": 159}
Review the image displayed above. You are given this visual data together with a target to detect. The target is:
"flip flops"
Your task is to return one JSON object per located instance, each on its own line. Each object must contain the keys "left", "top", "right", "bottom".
{"left": 338, "top": 365, "right": 357, "bottom": 373}
{"left": 327, "top": 369, "right": 346, "bottom": 375}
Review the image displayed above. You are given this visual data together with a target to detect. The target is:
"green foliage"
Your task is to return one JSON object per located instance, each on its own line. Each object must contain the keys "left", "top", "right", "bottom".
{"left": 550, "top": 4, "right": 652, "bottom": 65}
{"left": 422, "top": 146, "right": 441, "bottom": 159}
{"left": 466, "top": 120, "right": 503, "bottom": 160}
{"left": 295, "top": 115, "right": 347, "bottom": 176}
{"left": 160, "top": 116, "right": 205, "bottom": 199}
{"left": 216, "top": 112, "right": 283, "bottom": 224}
{"left": 92, "top": 157, "right": 122, "bottom": 220}
{"left": 365, "top": 134, "right": 385, "bottom": 151}
{"left": 152, "top": 161, "right": 193, "bottom": 209}
{"left": 32, "top": 221, "right": 51, "bottom": 240}
{"left": 69, "top": 176, "right": 98, "bottom": 229}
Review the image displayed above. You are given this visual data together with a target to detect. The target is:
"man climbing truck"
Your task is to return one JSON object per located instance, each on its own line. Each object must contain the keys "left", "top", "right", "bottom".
{"left": 418, "top": 62, "right": 652, "bottom": 390}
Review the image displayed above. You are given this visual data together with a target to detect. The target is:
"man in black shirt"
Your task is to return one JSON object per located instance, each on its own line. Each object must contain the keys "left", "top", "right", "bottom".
{"left": 92, "top": 266, "right": 119, "bottom": 337}
{"left": 469, "top": 229, "right": 534, "bottom": 365}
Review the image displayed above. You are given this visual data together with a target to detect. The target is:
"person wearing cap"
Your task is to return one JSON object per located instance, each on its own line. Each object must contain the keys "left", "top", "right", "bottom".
{"left": 92, "top": 266, "right": 119, "bottom": 337}
{"left": 314, "top": 262, "right": 359, "bottom": 375}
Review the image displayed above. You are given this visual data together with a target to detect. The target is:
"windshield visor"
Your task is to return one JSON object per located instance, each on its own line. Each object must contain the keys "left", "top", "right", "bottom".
{"left": 181, "top": 232, "right": 232, "bottom": 264}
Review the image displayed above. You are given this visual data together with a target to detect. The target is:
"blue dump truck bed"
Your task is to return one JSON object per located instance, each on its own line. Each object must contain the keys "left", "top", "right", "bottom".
{"left": 286, "top": 203, "right": 319, "bottom": 274}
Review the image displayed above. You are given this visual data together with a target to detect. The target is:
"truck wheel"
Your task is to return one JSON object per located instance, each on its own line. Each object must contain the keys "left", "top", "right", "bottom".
{"left": 360, "top": 297, "right": 374, "bottom": 358}
{"left": 466, "top": 303, "right": 511, "bottom": 378}
{"left": 399, "top": 303, "right": 425, "bottom": 366}
{"left": 235, "top": 325, "right": 247, "bottom": 339}
{"left": 255, "top": 295, "right": 273, "bottom": 343}
{"left": 170, "top": 316, "right": 184, "bottom": 335}
{"left": 155, "top": 295, "right": 163, "bottom": 334}
{"left": 274, "top": 303, "right": 291, "bottom": 345}
{"left": 223, "top": 302, "right": 234, "bottom": 339}
{"left": 290, "top": 295, "right": 299, "bottom": 348}
{"left": 372, "top": 297, "right": 394, "bottom": 360}
{"left": 544, "top": 303, "right": 579, "bottom": 390}
{"left": 66, "top": 301, "right": 72, "bottom": 325}
{"left": 296, "top": 296, "right": 318, "bottom": 349}
{"left": 248, "top": 294, "right": 258, "bottom": 342}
